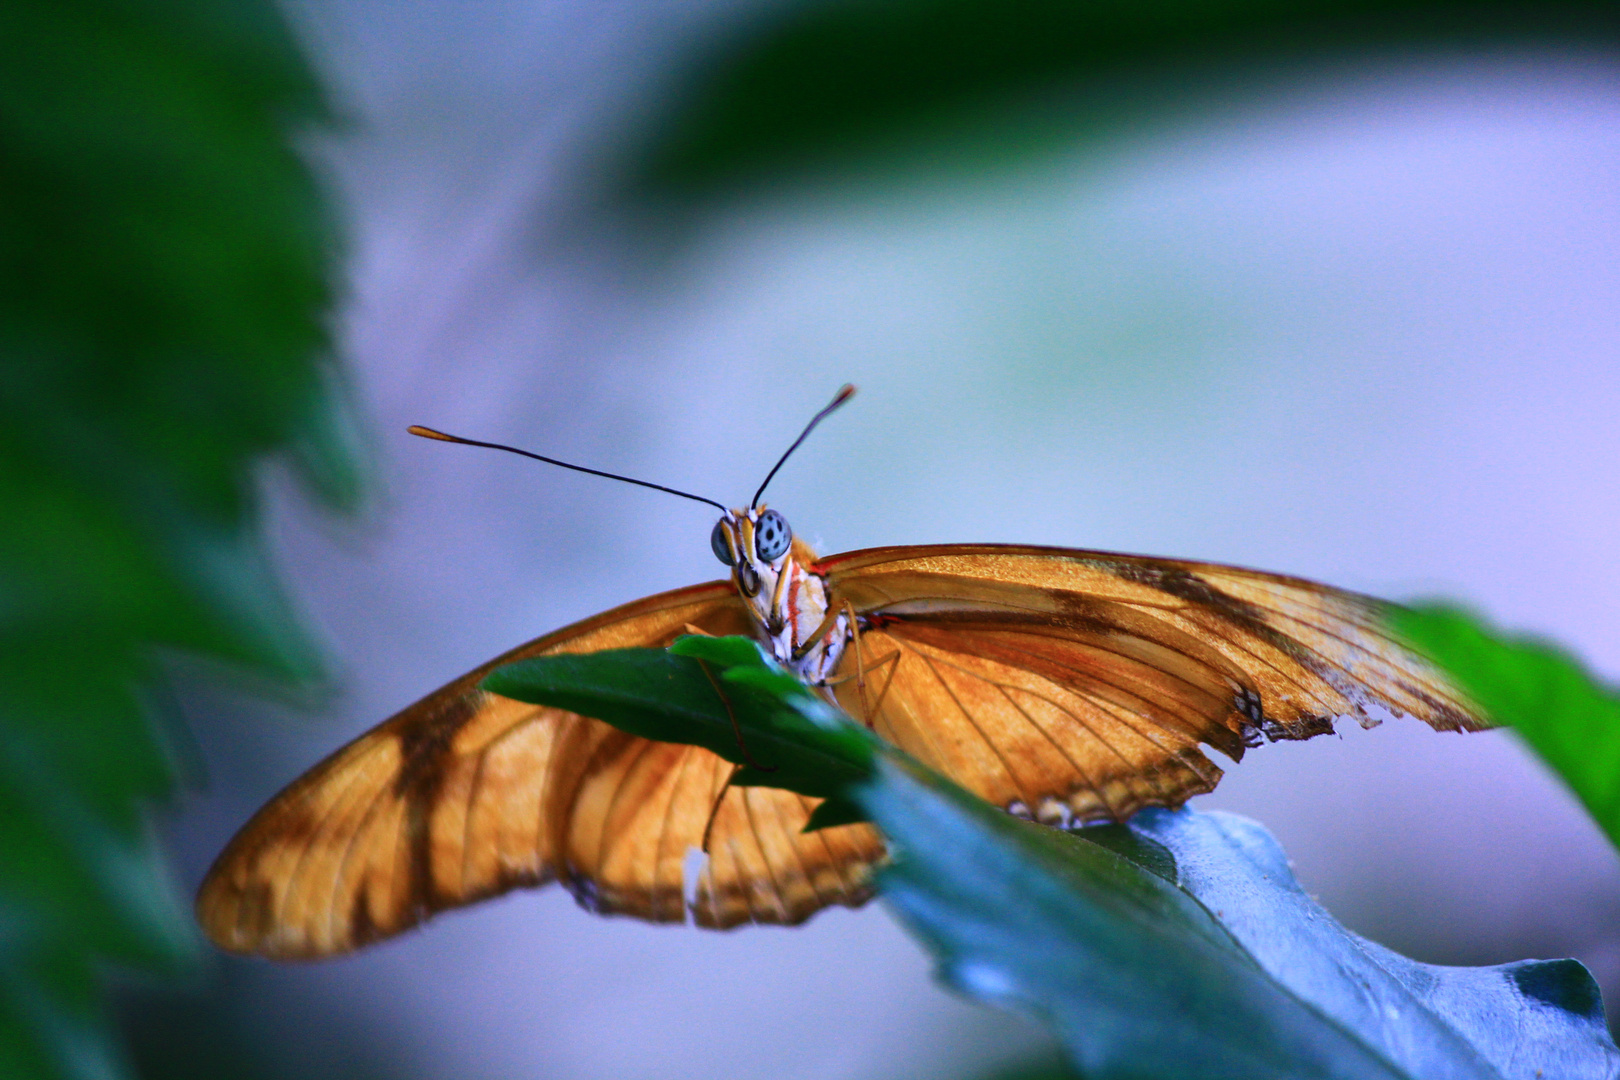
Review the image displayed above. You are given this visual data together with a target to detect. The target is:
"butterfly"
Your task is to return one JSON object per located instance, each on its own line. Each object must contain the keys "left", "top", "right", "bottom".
{"left": 196, "top": 385, "right": 1486, "bottom": 959}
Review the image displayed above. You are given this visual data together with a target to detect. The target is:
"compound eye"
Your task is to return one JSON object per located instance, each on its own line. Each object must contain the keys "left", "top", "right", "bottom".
{"left": 754, "top": 509, "right": 792, "bottom": 562}
{"left": 710, "top": 519, "right": 734, "bottom": 566}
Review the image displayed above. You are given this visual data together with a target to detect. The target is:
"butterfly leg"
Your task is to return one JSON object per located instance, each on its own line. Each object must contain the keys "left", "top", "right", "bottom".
{"left": 701, "top": 761, "right": 743, "bottom": 854}
{"left": 845, "top": 599, "right": 880, "bottom": 724}
{"left": 818, "top": 600, "right": 901, "bottom": 729}
{"left": 863, "top": 648, "right": 901, "bottom": 719}
{"left": 697, "top": 658, "right": 776, "bottom": 773}
{"left": 822, "top": 651, "right": 900, "bottom": 728}
{"left": 790, "top": 605, "right": 842, "bottom": 662}
{"left": 839, "top": 599, "right": 872, "bottom": 721}
{"left": 854, "top": 651, "right": 902, "bottom": 728}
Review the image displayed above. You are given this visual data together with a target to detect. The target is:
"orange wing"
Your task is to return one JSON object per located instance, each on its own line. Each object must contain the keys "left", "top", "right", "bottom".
{"left": 201, "top": 544, "right": 1486, "bottom": 957}
{"left": 818, "top": 545, "right": 1486, "bottom": 826}
{"left": 195, "top": 582, "right": 884, "bottom": 958}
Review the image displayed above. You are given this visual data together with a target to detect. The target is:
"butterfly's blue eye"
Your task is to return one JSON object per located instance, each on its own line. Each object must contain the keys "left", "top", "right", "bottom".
{"left": 754, "top": 509, "right": 791, "bottom": 562}
{"left": 710, "top": 520, "right": 734, "bottom": 566}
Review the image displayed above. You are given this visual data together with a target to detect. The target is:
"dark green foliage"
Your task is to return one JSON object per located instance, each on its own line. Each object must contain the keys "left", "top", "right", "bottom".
{"left": 1391, "top": 604, "right": 1620, "bottom": 852}
{"left": 0, "top": 0, "right": 350, "bottom": 1075}
{"left": 488, "top": 638, "right": 1620, "bottom": 1078}
{"left": 630, "top": 0, "right": 1620, "bottom": 191}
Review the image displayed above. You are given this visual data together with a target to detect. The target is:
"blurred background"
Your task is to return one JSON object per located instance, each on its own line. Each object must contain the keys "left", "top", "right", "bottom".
{"left": 6, "top": 0, "right": 1620, "bottom": 1077}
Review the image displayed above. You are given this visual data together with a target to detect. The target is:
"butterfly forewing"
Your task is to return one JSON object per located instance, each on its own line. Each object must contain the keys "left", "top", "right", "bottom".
{"left": 819, "top": 545, "right": 1484, "bottom": 826}
{"left": 195, "top": 582, "right": 883, "bottom": 958}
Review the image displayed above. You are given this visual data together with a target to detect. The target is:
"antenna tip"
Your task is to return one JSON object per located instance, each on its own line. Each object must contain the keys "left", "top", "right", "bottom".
{"left": 408, "top": 425, "right": 454, "bottom": 441}
{"left": 833, "top": 384, "right": 856, "bottom": 405}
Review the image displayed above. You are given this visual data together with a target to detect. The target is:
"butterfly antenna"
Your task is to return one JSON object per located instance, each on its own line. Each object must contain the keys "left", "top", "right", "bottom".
{"left": 751, "top": 384, "right": 856, "bottom": 507}
{"left": 408, "top": 426, "right": 728, "bottom": 512}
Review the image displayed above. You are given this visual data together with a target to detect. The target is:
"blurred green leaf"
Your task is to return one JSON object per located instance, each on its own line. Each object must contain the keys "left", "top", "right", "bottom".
{"left": 632, "top": 0, "right": 1620, "bottom": 191}
{"left": 0, "top": 0, "right": 350, "bottom": 1075}
{"left": 483, "top": 635, "right": 877, "bottom": 805}
{"left": 862, "top": 754, "right": 1620, "bottom": 1079}
{"left": 1390, "top": 604, "right": 1620, "bottom": 851}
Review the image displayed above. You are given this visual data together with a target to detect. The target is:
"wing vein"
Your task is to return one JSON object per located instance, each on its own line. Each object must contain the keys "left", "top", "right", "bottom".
{"left": 738, "top": 791, "right": 790, "bottom": 923}
{"left": 798, "top": 794, "right": 855, "bottom": 896}
{"left": 455, "top": 704, "right": 547, "bottom": 901}
{"left": 320, "top": 754, "right": 406, "bottom": 947}
{"left": 990, "top": 681, "right": 1115, "bottom": 819}
{"left": 593, "top": 736, "right": 655, "bottom": 883}
{"left": 762, "top": 791, "right": 820, "bottom": 909}
{"left": 274, "top": 747, "right": 385, "bottom": 932}
{"left": 913, "top": 649, "right": 1030, "bottom": 804}
{"left": 651, "top": 743, "right": 701, "bottom": 922}
{"left": 940, "top": 632, "right": 1202, "bottom": 767}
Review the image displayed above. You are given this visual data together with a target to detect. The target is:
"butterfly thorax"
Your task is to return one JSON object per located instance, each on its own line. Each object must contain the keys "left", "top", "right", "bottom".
{"left": 716, "top": 507, "right": 850, "bottom": 686}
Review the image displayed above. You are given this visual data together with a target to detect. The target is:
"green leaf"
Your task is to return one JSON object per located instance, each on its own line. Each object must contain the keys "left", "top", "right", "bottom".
{"left": 859, "top": 754, "right": 1620, "bottom": 1080}
{"left": 1389, "top": 604, "right": 1620, "bottom": 851}
{"left": 0, "top": 0, "right": 350, "bottom": 1075}
{"left": 800, "top": 794, "right": 872, "bottom": 832}
{"left": 631, "top": 0, "right": 1620, "bottom": 191}
{"left": 482, "top": 635, "right": 876, "bottom": 801}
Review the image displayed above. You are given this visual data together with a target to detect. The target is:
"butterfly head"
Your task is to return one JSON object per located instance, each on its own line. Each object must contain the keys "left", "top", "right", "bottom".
{"left": 709, "top": 506, "right": 793, "bottom": 598}
{"left": 710, "top": 504, "right": 843, "bottom": 681}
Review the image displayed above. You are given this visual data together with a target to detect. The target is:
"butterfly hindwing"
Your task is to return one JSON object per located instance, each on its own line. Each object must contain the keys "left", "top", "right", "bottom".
{"left": 693, "top": 785, "right": 885, "bottom": 928}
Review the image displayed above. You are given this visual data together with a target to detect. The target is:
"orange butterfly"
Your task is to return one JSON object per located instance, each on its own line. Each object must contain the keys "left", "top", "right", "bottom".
{"left": 196, "top": 385, "right": 1486, "bottom": 959}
